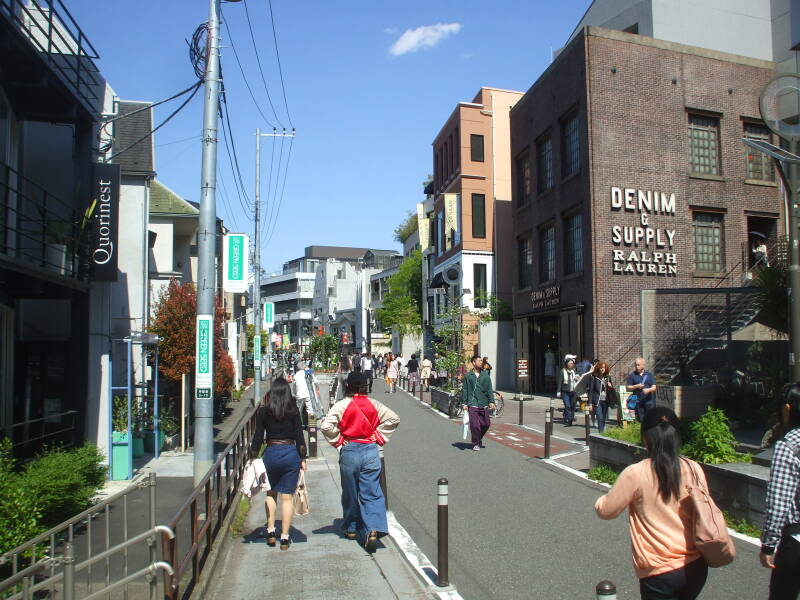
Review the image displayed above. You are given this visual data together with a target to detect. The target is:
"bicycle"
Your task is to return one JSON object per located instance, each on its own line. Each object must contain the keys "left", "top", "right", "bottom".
{"left": 448, "top": 395, "right": 465, "bottom": 419}
{"left": 490, "top": 392, "right": 504, "bottom": 417}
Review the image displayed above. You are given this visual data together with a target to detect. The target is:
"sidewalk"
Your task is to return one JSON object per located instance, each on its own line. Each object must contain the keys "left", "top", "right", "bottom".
{"left": 207, "top": 429, "right": 435, "bottom": 600}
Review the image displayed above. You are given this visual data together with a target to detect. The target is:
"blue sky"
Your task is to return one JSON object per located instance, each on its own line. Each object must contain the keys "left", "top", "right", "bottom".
{"left": 67, "top": 0, "right": 591, "bottom": 273}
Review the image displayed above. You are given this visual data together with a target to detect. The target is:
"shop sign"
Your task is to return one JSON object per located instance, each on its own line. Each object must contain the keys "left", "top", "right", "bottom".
{"left": 195, "top": 314, "right": 213, "bottom": 399}
{"left": 517, "top": 359, "right": 529, "bottom": 380}
{"left": 262, "top": 301, "right": 274, "bottom": 329}
{"left": 254, "top": 334, "right": 261, "bottom": 364}
{"left": 223, "top": 233, "right": 248, "bottom": 293}
{"left": 89, "top": 163, "right": 121, "bottom": 281}
{"left": 610, "top": 187, "right": 677, "bottom": 277}
{"left": 531, "top": 285, "right": 560, "bottom": 311}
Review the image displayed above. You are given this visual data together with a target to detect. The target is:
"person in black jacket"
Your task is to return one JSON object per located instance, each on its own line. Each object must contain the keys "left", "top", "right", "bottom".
{"left": 250, "top": 377, "right": 306, "bottom": 550}
{"left": 586, "top": 361, "right": 615, "bottom": 433}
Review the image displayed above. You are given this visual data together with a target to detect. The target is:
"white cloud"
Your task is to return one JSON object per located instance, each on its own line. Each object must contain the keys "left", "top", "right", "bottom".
{"left": 389, "top": 23, "right": 462, "bottom": 56}
{"left": 383, "top": 27, "right": 398, "bottom": 35}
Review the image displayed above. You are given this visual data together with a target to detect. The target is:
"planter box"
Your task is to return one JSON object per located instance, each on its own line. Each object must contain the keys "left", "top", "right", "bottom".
{"left": 657, "top": 386, "right": 714, "bottom": 420}
{"left": 430, "top": 387, "right": 458, "bottom": 417}
{"left": 143, "top": 429, "right": 166, "bottom": 453}
{"left": 111, "top": 431, "right": 131, "bottom": 480}
{"left": 589, "top": 433, "right": 770, "bottom": 528}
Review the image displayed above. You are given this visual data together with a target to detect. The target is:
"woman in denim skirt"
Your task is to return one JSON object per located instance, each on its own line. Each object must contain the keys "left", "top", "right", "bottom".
{"left": 250, "top": 377, "right": 306, "bottom": 550}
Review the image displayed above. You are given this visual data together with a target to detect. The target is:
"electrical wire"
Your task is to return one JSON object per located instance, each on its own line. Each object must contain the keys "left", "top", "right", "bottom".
{"left": 187, "top": 22, "right": 208, "bottom": 81}
{"left": 220, "top": 12, "right": 277, "bottom": 129}
{"left": 263, "top": 134, "right": 284, "bottom": 239}
{"left": 265, "top": 135, "right": 293, "bottom": 245}
{"left": 156, "top": 135, "right": 200, "bottom": 148}
{"left": 218, "top": 85, "right": 255, "bottom": 214}
{"left": 218, "top": 109, "right": 253, "bottom": 217}
{"left": 105, "top": 81, "right": 203, "bottom": 163}
{"left": 242, "top": 0, "right": 285, "bottom": 128}
{"left": 267, "top": 0, "right": 293, "bottom": 129}
{"left": 217, "top": 164, "right": 242, "bottom": 232}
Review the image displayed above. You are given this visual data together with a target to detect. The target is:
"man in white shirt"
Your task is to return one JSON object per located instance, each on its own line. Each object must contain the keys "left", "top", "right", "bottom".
{"left": 361, "top": 353, "right": 374, "bottom": 393}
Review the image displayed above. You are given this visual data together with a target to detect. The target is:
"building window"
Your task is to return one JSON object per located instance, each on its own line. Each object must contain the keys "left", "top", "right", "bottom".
{"left": 539, "top": 224, "right": 555, "bottom": 282}
{"left": 564, "top": 212, "right": 583, "bottom": 274}
{"left": 536, "top": 134, "right": 553, "bottom": 193}
{"left": 327, "top": 286, "right": 336, "bottom": 297}
{"left": 744, "top": 122, "right": 774, "bottom": 182}
{"left": 689, "top": 114, "right": 720, "bottom": 175}
{"left": 473, "top": 263, "right": 487, "bottom": 308}
{"left": 518, "top": 235, "right": 533, "bottom": 289}
{"left": 516, "top": 151, "right": 531, "bottom": 207}
{"left": 561, "top": 112, "right": 580, "bottom": 177}
{"left": 471, "top": 134, "right": 484, "bottom": 162}
{"left": 693, "top": 212, "right": 724, "bottom": 272}
{"left": 471, "top": 194, "right": 486, "bottom": 238}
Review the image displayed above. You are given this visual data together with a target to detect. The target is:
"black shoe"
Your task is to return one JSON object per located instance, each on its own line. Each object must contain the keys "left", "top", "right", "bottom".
{"left": 344, "top": 530, "right": 357, "bottom": 540}
{"left": 365, "top": 530, "right": 378, "bottom": 553}
{"left": 266, "top": 529, "right": 277, "bottom": 547}
{"left": 280, "top": 536, "right": 291, "bottom": 550}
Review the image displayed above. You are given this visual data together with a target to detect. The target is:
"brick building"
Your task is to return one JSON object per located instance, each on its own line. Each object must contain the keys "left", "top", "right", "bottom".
{"left": 510, "top": 27, "right": 784, "bottom": 393}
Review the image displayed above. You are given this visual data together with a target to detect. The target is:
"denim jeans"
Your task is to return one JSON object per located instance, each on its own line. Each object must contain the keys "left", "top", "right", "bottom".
{"left": 562, "top": 391, "right": 576, "bottom": 424}
{"left": 339, "top": 442, "right": 387, "bottom": 537}
{"left": 595, "top": 401, "right": 609, "bottom": 433}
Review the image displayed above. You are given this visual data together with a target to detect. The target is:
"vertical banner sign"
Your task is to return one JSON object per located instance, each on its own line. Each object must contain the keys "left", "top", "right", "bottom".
{"left": 223, "top": 233, "right": 249, "bottom": 293}
{"left": 254, "top": 334, "right": 261, "bottom": 364}
{"left": 196, "top": 315, "right": 213, "bottom": 399}
{"left": 90, "top": 163, "right": 121, "bottom": 281}
{"left": 262, "top": 301, "right": 275, "bottom": 330}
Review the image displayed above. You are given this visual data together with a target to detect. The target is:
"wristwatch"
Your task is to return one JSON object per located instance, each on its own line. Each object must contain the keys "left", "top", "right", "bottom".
{"left": 761, "top": 545, "right": 775, "bottom": 555}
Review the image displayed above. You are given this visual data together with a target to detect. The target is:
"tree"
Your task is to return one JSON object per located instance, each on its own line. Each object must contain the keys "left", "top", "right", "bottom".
{"left": 150, "top": 279, "right": 234, "bottom": 398}
{"left": 393, "top": 211, "right": 418, "bottom": 244}
{"left": 376, "top": 250, "right": 422, "bottom": 342}
{"left": 432, "top": 300, "right": 477, "bottom": 392}
{"left": 308, "top": 334, "right": 339, "bottom": 368}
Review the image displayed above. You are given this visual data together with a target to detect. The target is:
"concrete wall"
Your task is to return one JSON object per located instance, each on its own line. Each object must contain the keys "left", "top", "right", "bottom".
{"left": 479, "top": 320, "right": 515, "bottom": 390}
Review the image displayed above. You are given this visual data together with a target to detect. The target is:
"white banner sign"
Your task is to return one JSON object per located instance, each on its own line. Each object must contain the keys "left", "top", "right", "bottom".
{"left": 196, "top": 314, "right": 214, "bottom": 399}
{"left": 223, "top": 233, "right": 249, "bottom": 293}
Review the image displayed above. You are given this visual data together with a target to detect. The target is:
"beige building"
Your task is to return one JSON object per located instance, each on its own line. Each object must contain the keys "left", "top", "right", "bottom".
{"left": 421, "top": 87, "right": 522, "bottom": 361}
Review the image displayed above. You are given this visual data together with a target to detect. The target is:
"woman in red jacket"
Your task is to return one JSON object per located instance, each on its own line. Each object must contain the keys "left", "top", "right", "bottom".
{"left": 320, "top": 372, "right": 400, "bottom": 552}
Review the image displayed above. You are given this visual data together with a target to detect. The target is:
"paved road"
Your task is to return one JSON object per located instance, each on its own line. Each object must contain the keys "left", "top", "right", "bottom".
{"left": 374, "top": 380, "right": 769, "bottom": 600}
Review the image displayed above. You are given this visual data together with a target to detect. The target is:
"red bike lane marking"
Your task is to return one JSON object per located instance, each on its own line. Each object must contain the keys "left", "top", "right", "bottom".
{"left": 455, "top": 419, "right": 576, "bottom": 458}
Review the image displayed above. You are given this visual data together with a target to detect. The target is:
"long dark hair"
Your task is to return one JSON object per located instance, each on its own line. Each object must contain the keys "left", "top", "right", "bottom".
{"left": 641, "top": 407, "right": 682, "bottom": 502}
{"left": 265, "top": 377, "right": 298, "bottom": 421}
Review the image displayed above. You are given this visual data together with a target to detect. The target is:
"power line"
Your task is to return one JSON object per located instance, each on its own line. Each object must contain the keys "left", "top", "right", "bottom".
{"left": 216, "top": 163, "right": 242, "bottom": 232}
{"left": 102, "top": 81, "right": 202, "bottom": 125}
{"left": 106, "top": 81, "right": 203, "bottom": 163}
{"left": 242, "top": 0, "right": 285, "bottom": 128}
{"left": 156, "top": 134, "right": 200, "bottom": 147}
{"left": 219, "top": 11, "right": 277, "bottom": 129}
{"left": 265, "top": 135, "right": 293, "bottom": 245}
{"left": 267, "top": 0, "right": 294, "bottom": 129}
{"left": 218, "top": 87, "right": 255, "bottom": 213}
{"left": 218, "top": 108, "right": 253, "bottom": 217}
{"left": 264, "top": 134, "right": 284, "bottom": 238}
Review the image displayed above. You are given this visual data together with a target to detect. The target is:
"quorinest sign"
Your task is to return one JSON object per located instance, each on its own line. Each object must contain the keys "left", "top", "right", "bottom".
{"left": 610, "top": 186, "right": 678, "bottom": 277}
{"left": 90, "top": 163, "right": 120, "bottom": 281}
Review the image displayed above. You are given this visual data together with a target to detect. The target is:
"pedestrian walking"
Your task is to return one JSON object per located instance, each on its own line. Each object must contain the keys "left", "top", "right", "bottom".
{"left": 556, "top": 356, "right": 579, "bottom": 426}
{"left": 760, "top": 382, "right": 800, "bottom": 600}
{"left": 320, "top": 372, "right": 400, "bottom": 552}
{"left": 482, "top": 356, "right": 492, "bottom": 374}
{"left": 361, "top": 353, "right": 374, "bottom": 393}
{"left": 586, "top": 361, "right": 615, "bottom": 433}
{"left": 406, "top": 354, "right": 419, "bottom": 394}
{"left": 595, "top": 407, "right": 709, "bottom": 599}
{"left": 461, "top": 355, "right": 496, "bottom": 451}
{"left": 421, "top": 355, "right": 433, "bottom": 391}
{"left": 292, "top": 360, "right": 321, "bottom": 426}
{"left": 626, "top": 357, "right": 657, "bottom": 422}
{"left": 386, "top": 353, "right": 399, "bottom": 393}
{"left": 250, "top": 377, "right": 307, "bottom": 550}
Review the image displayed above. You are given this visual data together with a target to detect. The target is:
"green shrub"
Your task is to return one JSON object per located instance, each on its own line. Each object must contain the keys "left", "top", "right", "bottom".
{"left": 19, "top": 444, "right": 107, "bottom": 528}
{"left": 723, "top": 511, "right": 760, "bottom": 538}
{"left": 681, "top": 407, "right": 751, "bottom": 464}
{"left": 601, "top": 422, "right": 642, "bottom": 445}
{"left": 587, "top": 465, "right": 618, "bottom": 485}
{"left": 0, "top": 439, "right": 42, "bottom": 555}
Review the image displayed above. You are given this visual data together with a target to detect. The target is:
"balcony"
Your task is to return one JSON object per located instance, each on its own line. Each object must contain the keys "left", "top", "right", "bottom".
{"left": 0, "top": 160, "right": 86, "bottom": 283}
{"left": 0, "top": 0, "right": 103, "bottom": 120}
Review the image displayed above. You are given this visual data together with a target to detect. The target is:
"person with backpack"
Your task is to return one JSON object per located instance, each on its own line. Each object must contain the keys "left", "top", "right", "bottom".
{"left": 760, "top": 382, "right": 800, "bottom": 600}
{"left": 595, "top": 407, "right": 711, "bottom": 599}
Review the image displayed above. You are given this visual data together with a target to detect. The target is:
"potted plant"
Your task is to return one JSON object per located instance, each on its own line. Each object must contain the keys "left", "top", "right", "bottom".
{"left": 111, "top": 395, "right": 143, "bottom": 479}
{"left": 143, "top": 403, "right": 179, "bottom": 453}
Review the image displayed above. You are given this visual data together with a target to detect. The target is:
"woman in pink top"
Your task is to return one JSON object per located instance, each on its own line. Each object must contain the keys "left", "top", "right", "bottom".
{"left": 386, "top": 353, "right": 399, "bottom": 393}
{"left": 595, "top": 407, "right": 709, "bottom": 600}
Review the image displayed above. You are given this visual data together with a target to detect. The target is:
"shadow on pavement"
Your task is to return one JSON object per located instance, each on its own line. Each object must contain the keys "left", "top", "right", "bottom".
{"left": 242, "top": 524, "right": 307, "bottom": 544}
{"left": 451, "top": 442, "right": 474, "bottom": 451}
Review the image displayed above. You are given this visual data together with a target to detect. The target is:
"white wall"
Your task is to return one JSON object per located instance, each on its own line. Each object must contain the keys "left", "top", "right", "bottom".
{"left": 479, "top": 321, "right": 515, "bottom": 391}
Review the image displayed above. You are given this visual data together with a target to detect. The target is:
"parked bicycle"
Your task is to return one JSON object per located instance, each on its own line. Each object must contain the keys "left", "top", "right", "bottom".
{"left": 490, "top": 392, "right": 504, "bottom": 417}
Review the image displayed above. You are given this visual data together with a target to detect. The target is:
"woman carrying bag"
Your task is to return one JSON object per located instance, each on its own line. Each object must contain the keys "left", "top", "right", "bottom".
{"left": 556, "top": 356, "right": 579, "bottom": 426}
{"left": 586, "top": 361, "right": 615, "bottom": 433}
{"left": 595, "top": 407, "right": 732, "bottom": 599}
{"left": 250, "top": 377, "right": 307, "bottom": 550}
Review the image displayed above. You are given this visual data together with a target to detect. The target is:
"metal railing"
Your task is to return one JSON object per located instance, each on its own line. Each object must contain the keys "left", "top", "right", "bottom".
{"left": 0, "top": 0, "right": 103, "bottom": 114}
{"left": 0, "top": 410, "right": 78, "bottom": 459}
{"left": 0, "top": 160, "right": 86, "bottom": 279}
{"left": 0, "top": 473, "right": 165, "bottom": 599}
{"left": 162, "top": 406, "right": 258, "bottom": 600}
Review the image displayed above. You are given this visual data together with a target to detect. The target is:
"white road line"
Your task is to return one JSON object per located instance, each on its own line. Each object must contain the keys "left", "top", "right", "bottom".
{"left": 387, "top": 511, "right": 465, "bottom": 600}
{"left": 519, "top": 424, "right": 579, "bottom": 445}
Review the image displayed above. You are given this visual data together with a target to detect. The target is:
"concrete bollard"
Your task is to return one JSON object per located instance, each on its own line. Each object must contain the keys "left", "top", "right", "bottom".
{"left": 596, "top": 580, "right": 617, "bottom": 599}
{"left": 437, "top": 478, "right": 449, "bottom": 587}
{"left": 544, "top": 408, "right": 553, "bottom": 459}
{"left": 308, "top": 415, "right": 318, "bottom": 458}
{"left": 585, "top": 411, "right": 591, "bottom": 446}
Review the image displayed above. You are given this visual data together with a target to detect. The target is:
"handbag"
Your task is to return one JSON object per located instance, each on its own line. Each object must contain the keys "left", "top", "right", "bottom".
{"left": 683, "top": 459, "right": 736, "bottom": 568}
{"left": 293, "top": 470, "right": 310, "bottom": 516}
{"left": 605, "top": 383, "right": 618, "bottom": 408}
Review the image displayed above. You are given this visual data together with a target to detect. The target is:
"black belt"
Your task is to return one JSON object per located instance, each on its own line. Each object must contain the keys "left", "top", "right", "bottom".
{"left": 266, "top": 439, "right": 293, "bottom": 446}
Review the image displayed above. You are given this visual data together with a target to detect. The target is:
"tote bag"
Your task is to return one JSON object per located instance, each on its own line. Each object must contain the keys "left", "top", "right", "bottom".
{"left": 293, "top": 471, "right": 310, "bottom": 516}
{"left": 684, "top": 459, "right": 735, "bottom": 567}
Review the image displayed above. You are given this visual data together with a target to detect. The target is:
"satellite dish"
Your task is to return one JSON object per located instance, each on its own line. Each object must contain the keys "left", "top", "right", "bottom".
{"left": 443, "top": 266, "right": 461, "bottom": 285}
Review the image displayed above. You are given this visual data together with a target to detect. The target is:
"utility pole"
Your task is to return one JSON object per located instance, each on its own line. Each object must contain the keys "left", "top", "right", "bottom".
{"left": 789, "top": 141, "right": 800, "bottom": 382}
{"left": 194, "top": 0, "right": 221, "bottom": 485}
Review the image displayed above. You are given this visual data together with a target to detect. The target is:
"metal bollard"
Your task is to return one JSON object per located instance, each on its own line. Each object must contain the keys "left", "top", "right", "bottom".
{"left": 596, "top": 580, "right": 617, "bottom": 599}
{"left": 585, "top": 411, "right": 591, "bottom": 446}
{"left": 544, "top": 408, "right": 553, "bottom": 459}
{"left": 148, "top": 472, "right": 157, "bottom": 600}
{"left": 308, "top": 416, "right": 318, "bottom": 458}
{"left": 63, "top": 542, "right": 75, "bottom": 600}
{"left": 437, "top": 478, "right": 449, "bottom": 587}
{"left": 518, "top": 395, "right": 523, "bottom": 425}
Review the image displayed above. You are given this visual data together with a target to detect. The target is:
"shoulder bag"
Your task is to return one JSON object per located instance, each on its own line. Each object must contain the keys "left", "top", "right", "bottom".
{"left": 293, "top": 470, "right": 310, "bottom": 516}
{"left": 683, "top": 458, "right": 736, "bottom": 567}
